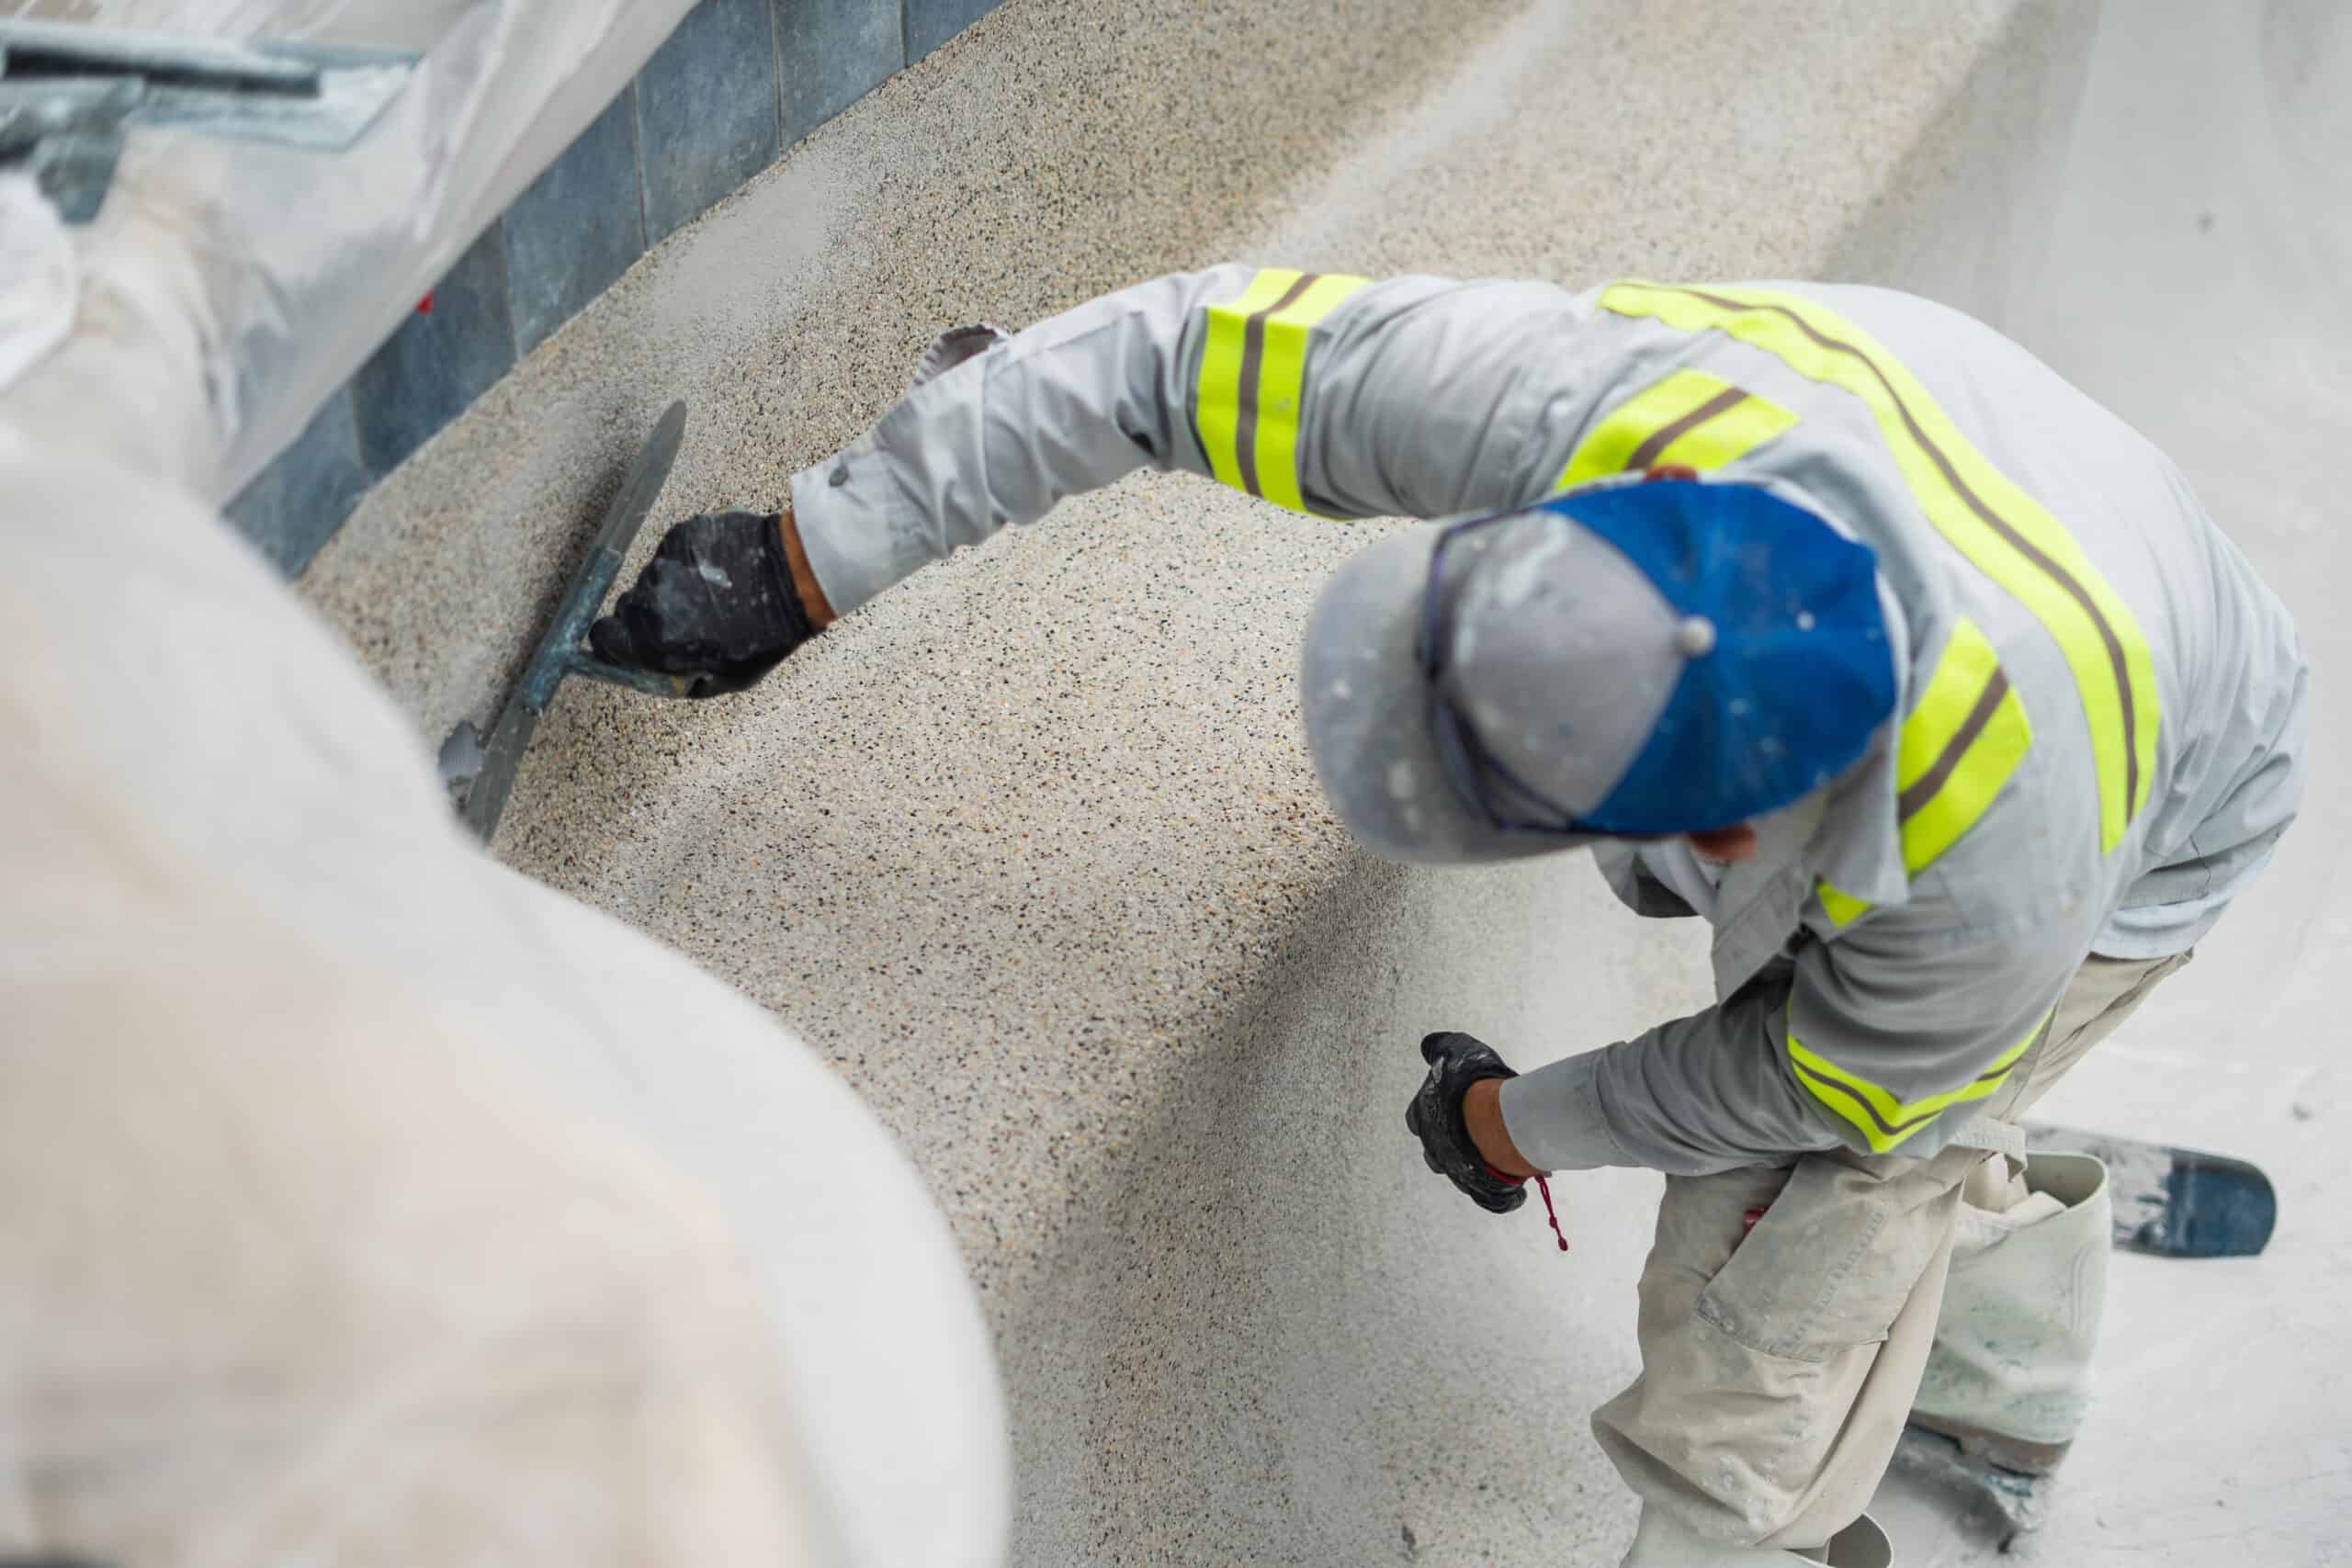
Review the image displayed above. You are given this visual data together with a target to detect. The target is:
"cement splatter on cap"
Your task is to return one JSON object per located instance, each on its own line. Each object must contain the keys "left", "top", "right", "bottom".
{"left": 1300, "top": 477, "right": 1894, "bottom": 864}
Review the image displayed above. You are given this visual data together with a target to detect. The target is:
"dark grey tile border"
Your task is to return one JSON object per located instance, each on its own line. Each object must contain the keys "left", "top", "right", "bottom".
{"left": 636, "top": 0, "right": 785, "bottom": 244}
{"left": 505, "top": 88, "right": 649, "bottom": 357}
{"left": 775, "top": 0, "right": 904, "bottom": 145}
{"left": 351, "top": 221, "right": 517, "bottom": 479}
{"left": 229, "top": 0, "right": 1013, "bottom": 576}
{"left": 904, "top": 0, "right": 998, "bottom": 62}
{"left": 222, "top": 384, "right": 369, "bottom": 576}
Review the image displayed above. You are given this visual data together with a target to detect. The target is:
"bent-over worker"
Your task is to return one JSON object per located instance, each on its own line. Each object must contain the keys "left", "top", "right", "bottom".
{"left": 589, "top": 268, "right": 2307, "bottom": 1566}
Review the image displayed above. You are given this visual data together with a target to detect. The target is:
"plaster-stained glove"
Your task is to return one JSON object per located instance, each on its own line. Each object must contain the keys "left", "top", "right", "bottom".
{"left": 1405, "top": 1031, "right": 1528, "bottom": 1215}
{"left": 590, "top": 511, "right": 821, "bottom": 696}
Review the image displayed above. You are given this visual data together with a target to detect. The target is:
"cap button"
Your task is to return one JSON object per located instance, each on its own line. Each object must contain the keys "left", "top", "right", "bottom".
{"left": 1674, "top": 615, "right": 1717, "bottom": 659}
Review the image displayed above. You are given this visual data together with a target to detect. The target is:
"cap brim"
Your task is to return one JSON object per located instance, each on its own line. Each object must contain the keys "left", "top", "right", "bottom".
{"left": 1299, "top": 522, "right": 1598, "bottom": 867}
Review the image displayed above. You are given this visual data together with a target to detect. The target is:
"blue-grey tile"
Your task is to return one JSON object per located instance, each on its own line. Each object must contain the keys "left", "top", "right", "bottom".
{"left": 506, "top": 88, "right": 646, "bottom": 356}
{"left": 353, "top": 222, "right": 515, "bottom": 477}
{"left": 223, "top": 384, "right": 368, "bottom": 577}
{"left": 904, "top": 0, "right": 999, "bottom": 62}
{"left": 774, "top": 0, "right": 901, "bottom": 144}
{"left": 636, "top": 0, "right": 782, "bottom": 243}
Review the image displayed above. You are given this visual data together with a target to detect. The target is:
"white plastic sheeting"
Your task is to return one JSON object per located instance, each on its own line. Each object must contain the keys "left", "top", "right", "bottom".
{"left": 0, "top": 176, "right": 73, "bottom": 387}
{"left": 0, "top": 0, "right": 695, "bottom": 502}
{"left": 0, "top": 434, "right": 1010, "bottom": 1567}
{"left": 0, "top": 4, "right": 1009, "bottom": 1566}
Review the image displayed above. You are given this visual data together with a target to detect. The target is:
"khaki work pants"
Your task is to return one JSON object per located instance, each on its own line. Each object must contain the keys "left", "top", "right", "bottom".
{"left": 1592, "top": 950, "right": 2190, "bottom": 1551}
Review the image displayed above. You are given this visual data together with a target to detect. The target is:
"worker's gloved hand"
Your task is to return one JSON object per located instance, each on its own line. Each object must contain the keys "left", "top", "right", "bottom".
{"left": 589, "top": 511, "right": 819, "bottom": 696}
{"left": 1404, "top": 1031, "right": 1527, "bottom": 1214}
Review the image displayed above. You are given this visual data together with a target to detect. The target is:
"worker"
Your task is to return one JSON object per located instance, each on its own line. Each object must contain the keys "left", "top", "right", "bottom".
{"left": 588, "top": 269, "right": 2307, "bottom": 1566}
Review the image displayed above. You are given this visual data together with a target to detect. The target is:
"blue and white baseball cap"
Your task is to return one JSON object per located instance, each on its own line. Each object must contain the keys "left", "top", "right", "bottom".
{"left": 1299, "top": 476, "right": 1896, "bottom": 864}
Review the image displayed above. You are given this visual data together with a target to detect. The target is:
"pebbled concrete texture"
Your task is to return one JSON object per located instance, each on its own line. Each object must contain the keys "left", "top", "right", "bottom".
{"left": 276, "top": 2, "right": 2193, "bottom": 1562}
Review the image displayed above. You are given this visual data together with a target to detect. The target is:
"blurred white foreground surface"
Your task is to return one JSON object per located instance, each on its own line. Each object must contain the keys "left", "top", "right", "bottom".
{"left": 0, "top": 3, "right": 1008, "bottom": 1564}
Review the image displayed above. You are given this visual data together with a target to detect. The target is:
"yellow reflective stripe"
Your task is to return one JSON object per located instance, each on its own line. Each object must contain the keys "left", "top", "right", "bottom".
{"left": 1654, "top": 391, "right": 1799, "bottom": 473}
{"left": 1809, "top": 620, "right": 2031, "bottom": 927}
{"left": 1599, "top": 281, "right": 2158, "bottom": 855}
{"left": 1788, "top": 1008, "right": 2049, "bottom": 1154}
{"left": 1802, "top": 626, "right": 2035, "bottom": 1145}
{"left": 1555, "top": 368, "right": 1797, "bottom": 490}
{"left": 1196, "top": 269, "right": 1307, "bottom": 494}
{"left": 1251, "top": 272, "right": 1371, "bottom": 513}
{"left": 1897, "top": 620, "right": 2032, "bottom": 874}
{"left": 1195, "top": 269, "right": 1371, "bottom": 513}
{"left": 1898, "top": 618, "right": 2003, "bottom": 795}
{"left": 1815, "top": 881, "right": 1871, "bottom": 928}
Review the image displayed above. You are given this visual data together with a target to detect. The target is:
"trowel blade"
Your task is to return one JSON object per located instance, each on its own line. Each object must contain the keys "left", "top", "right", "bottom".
{"left": 452, "top": 400, "right": 687, "bottom": 842}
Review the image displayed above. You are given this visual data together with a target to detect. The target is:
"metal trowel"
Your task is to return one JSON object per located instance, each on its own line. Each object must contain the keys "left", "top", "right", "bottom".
{"left": 0, "top": 18, "right": 419, "bottom": 223}
{"left": 440, "top": 400, "right": 708, "bottom": 840}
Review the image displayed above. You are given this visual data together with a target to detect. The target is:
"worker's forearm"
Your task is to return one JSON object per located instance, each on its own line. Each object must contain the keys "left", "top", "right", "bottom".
{"left": 1492, "top": 1051, "right": 1627, "bottom": 1173}
{"left": 776, "top": 509, "right": 836, "bottom": 630}
{"left": 1462, "top": 1077, "right": 1540, "bottom": 1178}
{"left": 1496, "top": 987, "right": 1840, "bottom": 1177}
{"left": 786, "top": 270, "right": 1239, "bottom": 616}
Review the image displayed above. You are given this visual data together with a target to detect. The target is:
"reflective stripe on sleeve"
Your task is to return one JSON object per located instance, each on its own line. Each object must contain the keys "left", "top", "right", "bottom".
{"left": 1896, "top": 617, "right": 2033, "bottom": 875}
{"left": 1808, "top": 618, "right": 2030, "bottom": 928}
{"left": 1788, "top": 1005, "right": 2052, "bottom": 1155}
{"left": 1194, "top": 268, "right": 1371, "bottom": 513}
{"left": 1598, "top": 281, "right": 2158, "bottom": 856}
{"left": 1815, "top": 881, "right": 1871, "bottom": 929}
{"left": 1793, "top": 623, "right": 2039, "bottom": 1147}
{"left": 1555, "top": 367, "right": 1797, "bottom": 490}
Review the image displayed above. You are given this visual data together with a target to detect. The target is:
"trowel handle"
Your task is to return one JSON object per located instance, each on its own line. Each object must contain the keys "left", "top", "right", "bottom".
{"left": 559, "top": 650, "right": 715, "bottom": 701}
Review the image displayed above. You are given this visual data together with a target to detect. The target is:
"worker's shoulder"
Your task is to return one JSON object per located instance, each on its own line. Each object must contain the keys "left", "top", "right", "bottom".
{"left": 1774, "top": 278, "right": 1971, "bottom": 319}
{"left": 1672, "top": 279, "right": 2085, "bottom": 410}
{"left": 1765, "top": 280, "right": 2009, "bottom": 353}
{"left": 1582, "top": 278, "right": 2098, "bottom": 447}
{"left": 1596, "top": 277, "right": 2011, "bottom": 350}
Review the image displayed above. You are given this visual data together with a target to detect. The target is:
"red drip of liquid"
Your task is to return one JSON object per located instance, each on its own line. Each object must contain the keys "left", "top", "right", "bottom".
{"left": 1487, "top": 1163, "right": 1569, "bottom": 1254}
{"left": 1533, "top": 1174, "right": 1568, "bottom": 1253}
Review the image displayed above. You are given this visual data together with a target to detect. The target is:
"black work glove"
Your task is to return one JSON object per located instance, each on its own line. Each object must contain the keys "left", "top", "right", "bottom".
{"left": 589, "top": 511, "right": 816, "bottom": 696}
{"left": 1404, "top": 1031, "right": 1527, "bottom": 1214}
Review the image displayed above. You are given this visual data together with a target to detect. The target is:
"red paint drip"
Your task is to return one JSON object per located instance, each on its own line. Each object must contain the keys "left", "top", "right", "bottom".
{"left": 1483, "top": 1164, "right": 1568, "bottom": 1255}
{"left": 1534, "top": 1174, "right": 1568, "bottom": 1253}
{"left": 414, "top": 292, "right": 435, "bottom": 315}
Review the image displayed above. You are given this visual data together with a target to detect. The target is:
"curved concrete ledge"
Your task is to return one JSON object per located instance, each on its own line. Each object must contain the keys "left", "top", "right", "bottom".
{"left": 300, "top": 1, "right": 2034, "bottom": 1558}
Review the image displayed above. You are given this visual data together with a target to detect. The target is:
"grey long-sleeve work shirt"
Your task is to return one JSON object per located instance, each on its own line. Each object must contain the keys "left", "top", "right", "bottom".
{"left": 787, "top": 266, "right": 2307, "bottom": 1175}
